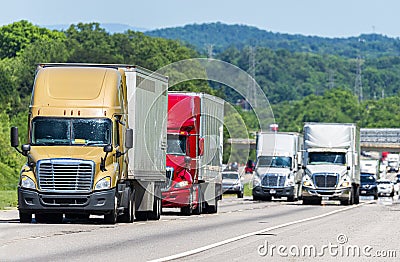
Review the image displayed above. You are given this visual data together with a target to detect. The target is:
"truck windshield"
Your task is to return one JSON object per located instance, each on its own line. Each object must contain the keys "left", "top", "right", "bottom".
{"left": 167, "top": 134, "right": 187, "bottom": 155}
{"left": 308, "top": 152, "right": 346, "bottom": 165}
{"left": 257, "top": 156, "right": 292, "bottom": 168}
{"left": 31, "top": 117, "right": 111, "bottom": 146}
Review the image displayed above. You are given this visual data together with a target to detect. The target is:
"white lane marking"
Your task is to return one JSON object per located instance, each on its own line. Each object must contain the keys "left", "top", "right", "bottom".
{"left": 149, "top": 201, "right": 373, "bottom": 262}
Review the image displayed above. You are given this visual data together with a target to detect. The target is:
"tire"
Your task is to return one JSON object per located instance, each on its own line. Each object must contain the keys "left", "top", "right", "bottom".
{"left": 118, "top": 188, "right": 135, "bottom": 223}
{"left": 19, "top": 211, "right": 32, "bottom": 223}
{"left": 206, "top": 200, "right": 218, "bottom": 214}
{"left": 374, "top": 194, "right": 378, "bottom": 200}
{"left": 353, "top": 186, "right": 360, "bottom": 205}
{"left": 193, "top": 186, "right": 203, "bottom": 215}
{"left": 148, "top": 195, "right": 161, "bottom": 220}
{"left": 181, "top": 188, "right": 193, "bottom": 216}
{"left": 287, "top": 195, "right": 295, "bottom": 202}
{"left": 253, "top": 195, "right": 261, "bottom": 201}
{"left": 104, "top": 194, "right": 118, "bottom": 224}
{"left": 135, "top": 211, "right": 148, "bottom": 221}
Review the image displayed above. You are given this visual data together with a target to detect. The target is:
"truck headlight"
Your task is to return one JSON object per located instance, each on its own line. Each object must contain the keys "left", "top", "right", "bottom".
{"left": 253, "top": 175, "right": 261, "bottom": 187}
{"left": 339, "top": 175, "right": 351, "bottom": 188}
{"left": 339, "top": 181, "right": 351, "bottom": 188}
{"left": 302, "top": 175, "right": 314, "bottom": 188}
{"left": 174, "top": 181, "right": 189, "bottom": 188}
{"left": 95, "top": 176, "right": 111, "bottom": 190}
{"left": 21, "top": 176, "right": 36, "bottom": 189}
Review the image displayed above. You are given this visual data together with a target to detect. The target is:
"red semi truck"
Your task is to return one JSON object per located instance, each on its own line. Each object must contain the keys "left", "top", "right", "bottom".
{"left": 161, "top": 92, "right": 224, "bottom": 215}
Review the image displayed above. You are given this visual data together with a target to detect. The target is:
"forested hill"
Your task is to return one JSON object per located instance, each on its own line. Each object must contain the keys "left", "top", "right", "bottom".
{"left": 146, "top": 22, "right": 400, "bottom": 58}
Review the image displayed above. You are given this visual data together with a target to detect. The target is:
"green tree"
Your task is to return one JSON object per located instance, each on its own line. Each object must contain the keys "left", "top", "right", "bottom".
{"left": 0, "top": 20, "right": 65, "bottom": 59}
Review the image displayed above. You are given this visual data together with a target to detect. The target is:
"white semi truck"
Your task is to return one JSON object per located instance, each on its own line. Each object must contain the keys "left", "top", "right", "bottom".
{"left": 301, "top": 123, "right": 360, "bottom": 205}
{"left": 253, "top": 132, "right": 303, "bottom": 202}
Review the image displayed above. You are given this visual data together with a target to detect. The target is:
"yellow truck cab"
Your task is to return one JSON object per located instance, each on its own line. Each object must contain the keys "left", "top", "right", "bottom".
{"left": 11, "top": 63, "right": 168, "bottom": 224}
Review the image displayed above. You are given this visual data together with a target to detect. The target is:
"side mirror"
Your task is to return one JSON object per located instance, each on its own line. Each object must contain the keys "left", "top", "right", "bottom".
{"left": 198, "top": 137, "right": 204, "bottom": 156}
{"left": 103, "top": 144, "right": 112, "bottom": 153}
{"left": 10, "top": 127, "right": 19, "bottom": 148}
{"left": 101, "top": 144, "right": 112, "bottom": 172}
{"left": 184, "top": 156, "right": 192, "bottom": 164}
{"left": 125, "top": 129, "right": 133, "bottom": 149}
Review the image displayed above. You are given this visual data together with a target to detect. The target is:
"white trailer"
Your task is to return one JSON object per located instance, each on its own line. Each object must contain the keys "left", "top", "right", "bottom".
{"left": 302, "top": 123, "right": 360, "bottom": 205}
{"left": 126, "top": 67, "right": 168, "bottom": 220}
{"left": 198, "top": 93, "right": 225, "bottom": 211}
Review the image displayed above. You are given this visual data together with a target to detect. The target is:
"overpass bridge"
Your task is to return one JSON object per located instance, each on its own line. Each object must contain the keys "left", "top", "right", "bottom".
{"left": 360, "top": 128, "right": 400, "bottom": 152}
{"left": 228, "top": 128, "right": 400, "bottom": 152}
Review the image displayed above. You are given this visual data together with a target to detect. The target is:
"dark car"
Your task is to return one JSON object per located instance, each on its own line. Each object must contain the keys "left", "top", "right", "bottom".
{"left": 360, "top": 173, "right": 378, "bottom": 200}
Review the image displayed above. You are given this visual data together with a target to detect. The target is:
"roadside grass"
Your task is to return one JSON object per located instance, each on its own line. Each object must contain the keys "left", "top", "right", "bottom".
{"left": 222, "top": 182, "right": 253, "bottom": 198}
{"left": 244, "top": 182, "right": 252, "bottom": 196}
{"left": 0, "top": 191, "right": 18, "bottom": 210}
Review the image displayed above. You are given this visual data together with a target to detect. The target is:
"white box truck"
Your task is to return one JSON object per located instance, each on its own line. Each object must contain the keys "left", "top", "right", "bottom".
{"left": 301, "top": 123, "right": 360, "bottom": 205}
{"left": 253, "top": 132, "right": 303, "bottom": 201}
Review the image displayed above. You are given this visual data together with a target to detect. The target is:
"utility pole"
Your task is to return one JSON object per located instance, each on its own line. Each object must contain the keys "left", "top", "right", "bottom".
{"left": 354, "top": 56, "right": 363, "bottom": 102}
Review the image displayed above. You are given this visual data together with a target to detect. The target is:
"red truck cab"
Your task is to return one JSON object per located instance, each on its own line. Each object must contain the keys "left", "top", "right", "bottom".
{"left": 162, "top": 93, "right": 224, "bottom": 215}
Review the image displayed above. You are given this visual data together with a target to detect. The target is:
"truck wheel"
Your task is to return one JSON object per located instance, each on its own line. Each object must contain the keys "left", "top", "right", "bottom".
{"left": 353, "top": 186, "right": 360, "bottom": 205}
{"left": 19, "top": 211, "right": 32, "bottom": 223}
{"left": 193, "top": 186, "right": 203, "bottom": 215}
{"left": 206, "top": 200, "right": 218, "bottom": 214}
{"left": 148, "top": 195, "right": 161, "bottom": 220}
{"left": 181, "top": 189, "right": 193, "bottom": 216}
{"left": 104, "top": 195, "right": 118, "bottom": 224}
{"left": 119, "top": 188, "right": 135, "bottom": 223}
{"left": 237, "top": 191, "right": 244, "bottom": 198}
{"left": 135, "top": 211, "right": 148, "bottom": 221}
{"left": 253, "top": 195, "right": 261, "bottom": 201}
{"left": 340, "top": 190, "right": 352, "bottom": 206}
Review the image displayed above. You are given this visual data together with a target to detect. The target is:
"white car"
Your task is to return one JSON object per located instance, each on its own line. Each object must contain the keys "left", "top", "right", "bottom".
{"left": 377, "top": 179, "right": 395, "bottom": 197}
{"left": 222, "top": 171, "right": 244, "bottom": 198}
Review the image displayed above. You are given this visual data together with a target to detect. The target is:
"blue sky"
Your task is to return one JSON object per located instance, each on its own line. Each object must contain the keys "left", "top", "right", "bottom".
{"left": 1, "top": 0, "right": 399, "bottom": 38}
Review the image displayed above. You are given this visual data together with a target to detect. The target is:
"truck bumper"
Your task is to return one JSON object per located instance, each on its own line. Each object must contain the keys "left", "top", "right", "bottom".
{"left": 18, "top": 187, "right": 115, "bottom": 215}
{"left": 302, "top": 187, "right": 351, "bottom": 201}
{"left": 161, "top": 188, "right": 190, "bottom": 208}
{"left": 252, "top": 186, "right": 294, "bottom": 198}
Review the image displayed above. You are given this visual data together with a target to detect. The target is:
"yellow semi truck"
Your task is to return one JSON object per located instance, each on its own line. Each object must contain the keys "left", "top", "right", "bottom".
{"left": 11, "top": 63, "right": 168, "bottom": 224}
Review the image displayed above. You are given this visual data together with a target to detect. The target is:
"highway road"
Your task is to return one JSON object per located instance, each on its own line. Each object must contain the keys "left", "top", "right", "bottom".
{"left": 1, "top": 195, "right": 399, "bottom": 261}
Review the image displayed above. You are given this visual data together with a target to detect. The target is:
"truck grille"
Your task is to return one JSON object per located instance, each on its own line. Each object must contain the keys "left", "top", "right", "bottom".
{"left": 313, "top": 173, "right": 338, "bottom": 188}
{"left": 37, "top": 159, "right": 95, "bottom": 192}
{"left": 262, "top": 174, "right": 286, "bottom": 187}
